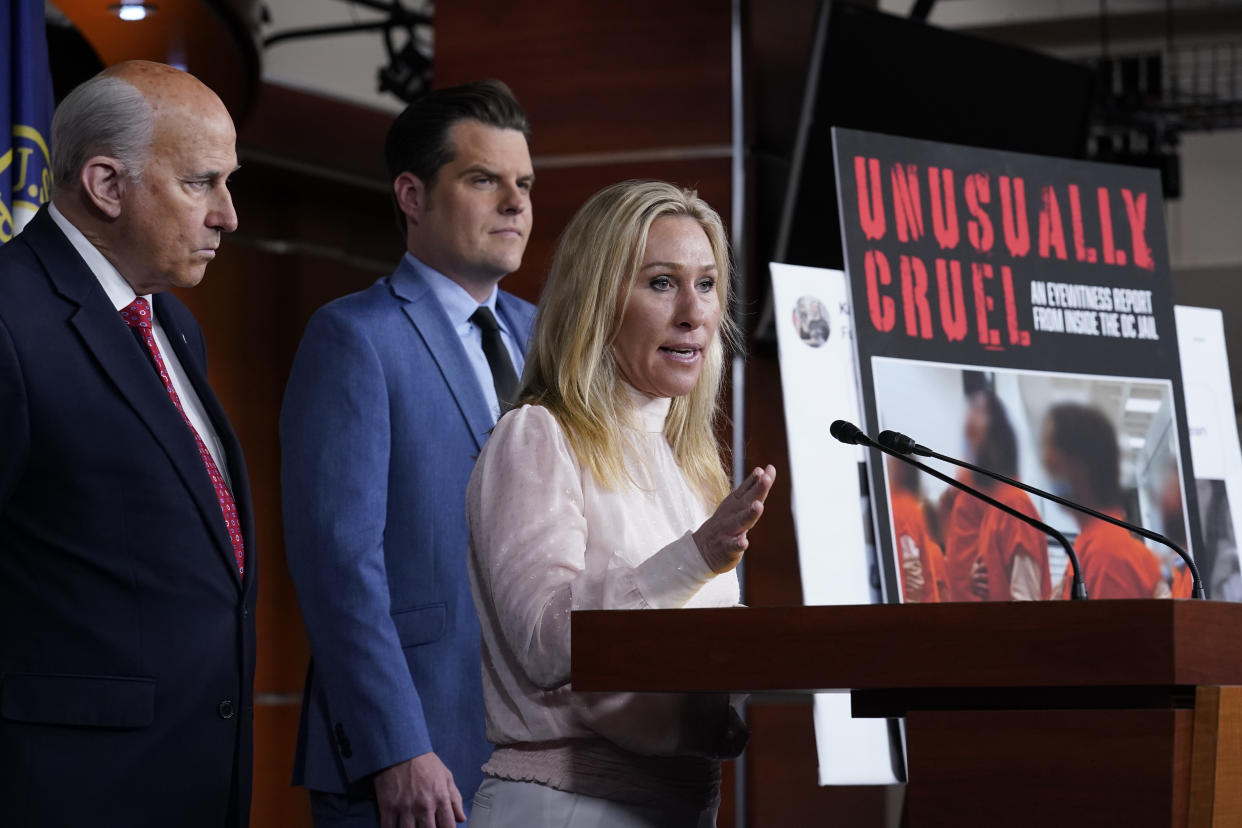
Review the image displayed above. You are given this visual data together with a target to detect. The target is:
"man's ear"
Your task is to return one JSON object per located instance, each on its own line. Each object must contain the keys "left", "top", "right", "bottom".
{"left": 393, "top": 171, "right": 428, "bottom": 228}
{"left": 80, "top": 156, "right": 127, "bottom": 219}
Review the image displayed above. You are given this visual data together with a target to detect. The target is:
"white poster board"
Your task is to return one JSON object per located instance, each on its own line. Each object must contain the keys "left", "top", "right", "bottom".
{"left": 770, "top": 262, "right": 899, "bottom": 785}
{"left": 771, "top": 265, "right": 1242, "bottom": 785}
{"left": 1174, "top": 306, "right": 1242, "bottom": 600}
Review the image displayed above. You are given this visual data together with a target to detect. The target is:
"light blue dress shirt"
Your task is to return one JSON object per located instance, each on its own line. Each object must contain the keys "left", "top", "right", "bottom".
{"left": 406, "top": 253, "right": 525, "bottom": 424}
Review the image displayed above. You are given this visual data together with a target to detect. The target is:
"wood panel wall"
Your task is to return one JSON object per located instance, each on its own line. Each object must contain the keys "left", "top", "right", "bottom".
{"left": 175, "top": 112, "right": 397, "bottom": 824}
{"left": 174, "top": 1, "right": 896, "bottom": 824}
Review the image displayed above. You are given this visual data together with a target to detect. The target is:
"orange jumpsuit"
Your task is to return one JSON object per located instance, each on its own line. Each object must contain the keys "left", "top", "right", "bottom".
{"left": 890, "top": 488, "right": 944, "bottom": 603}
{"left": 942, "top": 488, "right": 985, "bottom": 602}
{"left": 1171, "top": 562, "right": 1193, "bottom": 598}
{"left": 944, "top": 484, "right": 1051, "bottom": 601}
{"left": 976, "top": 486, "right": 1052, "bottom": 601}
{"left": 1061, "top": 512, "right": 1166, "bottom": 599}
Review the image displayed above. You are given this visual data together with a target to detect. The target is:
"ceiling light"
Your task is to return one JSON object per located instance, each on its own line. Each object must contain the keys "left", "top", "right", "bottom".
{"left": 1124, "top": 396, "right": 1163, "bottom": 414}
{"left": 110, "top": 3, "right": 157, "bottom": 22}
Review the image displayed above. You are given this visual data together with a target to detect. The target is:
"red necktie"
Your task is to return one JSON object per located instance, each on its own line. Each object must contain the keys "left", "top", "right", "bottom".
{"left": 120, "top": 297, "right": 245, "bottom": 576}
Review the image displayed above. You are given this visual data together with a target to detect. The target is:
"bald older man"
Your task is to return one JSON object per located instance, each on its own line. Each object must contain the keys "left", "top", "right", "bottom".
{"left": 0, "top": 62, "right": 255, "bottom": 826}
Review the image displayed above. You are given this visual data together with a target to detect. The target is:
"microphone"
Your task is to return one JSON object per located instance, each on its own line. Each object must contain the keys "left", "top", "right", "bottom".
{"left": 830, "top": 419, "right": 869, "bottom": 446}
{"left": 878, "top": 429, "right": 1206, "bottom": 599}
{"left": 830, "top": 420, "right": 1088, "bottom": 600}
{"left": 877, "top": 430, "right": 929, "bottom": 457}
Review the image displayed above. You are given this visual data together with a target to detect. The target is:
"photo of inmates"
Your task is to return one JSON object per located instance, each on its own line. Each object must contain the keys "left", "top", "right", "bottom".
{"left": 885, "top": 454, "right": 947, "bottom": 602}
{"left": 938, "top": 387, "right": 1053, "bottom": 602}
{"left": 1040, "top": 403, "right": 1176, "bottom": 598}
{"left": 873, "top": 360, "right": 1192, "bottom": 602}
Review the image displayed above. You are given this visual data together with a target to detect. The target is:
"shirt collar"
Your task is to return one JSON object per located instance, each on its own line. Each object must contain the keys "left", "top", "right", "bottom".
{"left": 404, "top": 252, "right": 502, "bottom": 330}
{"left": 48, "top": 201, "right": 149, "bottom": 310}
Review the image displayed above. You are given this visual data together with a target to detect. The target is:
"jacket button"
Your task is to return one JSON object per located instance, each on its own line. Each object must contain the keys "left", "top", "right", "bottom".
{"left": 217, "top": 700, "right": 236, "bottom": 720}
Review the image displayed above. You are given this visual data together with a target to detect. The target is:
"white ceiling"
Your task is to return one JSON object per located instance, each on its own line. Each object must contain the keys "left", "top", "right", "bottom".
{"left": 260, "top": 0, "right": 406, "bottom": 113}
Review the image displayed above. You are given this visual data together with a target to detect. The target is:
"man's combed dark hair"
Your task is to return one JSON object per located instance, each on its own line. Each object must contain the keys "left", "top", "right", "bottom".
{"left": 385, "top": 79, "right": 531, "bottom": 235}
{"left": 1046, "top": 403, "right": 1122, "bottom": 507}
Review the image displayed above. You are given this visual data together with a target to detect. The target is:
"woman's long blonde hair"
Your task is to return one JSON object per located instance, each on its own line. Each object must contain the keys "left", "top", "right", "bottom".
{"left": 519, "top": 179, "right": 737, "bottom": 506}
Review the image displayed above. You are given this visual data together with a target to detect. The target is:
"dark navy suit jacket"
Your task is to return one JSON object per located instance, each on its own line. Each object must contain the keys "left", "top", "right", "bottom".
{"left": 280, "top": 256, "right": 536, "bottom": 807}
{"left": 0, "top": 208, "right": 258, "bottom": 827}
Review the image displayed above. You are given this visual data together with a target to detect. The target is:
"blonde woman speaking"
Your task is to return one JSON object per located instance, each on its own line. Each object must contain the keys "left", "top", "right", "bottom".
{"left": 466, "top": 180, "right": 775, "bottom": 828}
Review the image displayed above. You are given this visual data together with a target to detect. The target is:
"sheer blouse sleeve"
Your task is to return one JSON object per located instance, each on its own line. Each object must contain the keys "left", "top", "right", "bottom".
{"left": 467, "top": 405, "right": 716, "bottom": 690}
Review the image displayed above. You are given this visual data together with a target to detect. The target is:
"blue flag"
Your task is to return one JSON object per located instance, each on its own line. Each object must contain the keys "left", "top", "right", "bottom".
{"left": 1, "top": 0, "right": 54, "bottom": 244}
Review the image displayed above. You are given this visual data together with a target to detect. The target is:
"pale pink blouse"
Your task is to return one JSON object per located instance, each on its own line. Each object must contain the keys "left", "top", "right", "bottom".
{"left": 465, "top": 386, "right": 741, "bottom": 806}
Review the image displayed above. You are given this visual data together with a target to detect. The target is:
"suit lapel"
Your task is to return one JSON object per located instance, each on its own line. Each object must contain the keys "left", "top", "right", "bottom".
{"left": 389, "top": 262, "right": 493, "bottom": 452}
{"left": 496, "top": 291, "right": 537, "bottom": 357}
{"left": 25, "top": 210, "right": 243, "bottom": 588}
{"left": 158, "top": 296, "right": 250, "bottom": 589}
{"left": 72, "top": 305, "right": 241, "bottom": 583}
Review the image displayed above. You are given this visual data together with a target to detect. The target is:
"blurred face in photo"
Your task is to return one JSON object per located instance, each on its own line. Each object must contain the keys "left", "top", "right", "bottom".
{"left": 613, "top": 216, "right": 722, "bottom": 398}
{"left": 1039, "top": 420, "right": 1078, "bottom": 500}
{"left": 964, "top": 391, "right": 990, "bottom": 460}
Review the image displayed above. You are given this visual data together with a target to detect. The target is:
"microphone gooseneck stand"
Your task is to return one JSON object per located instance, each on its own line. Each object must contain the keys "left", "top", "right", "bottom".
{"left": 877, "top": 428, "right": 1206, "bottom": 599}
{"left": 830, "top": 420, "right": 1088, "bottom": 600}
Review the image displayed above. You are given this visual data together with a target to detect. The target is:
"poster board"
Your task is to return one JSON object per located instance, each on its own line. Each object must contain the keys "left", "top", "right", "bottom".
{"left": 1175, "top": 306, "right": 1242, "bottom": 600}
{"left": 775, "top": 263, "right": 1242, "bottom": 784}
{"left": 771, "top": 262, "right": 901, "bottom": 785}
{"left": 832, "top": 127, "right": 1200, "bottom": 603}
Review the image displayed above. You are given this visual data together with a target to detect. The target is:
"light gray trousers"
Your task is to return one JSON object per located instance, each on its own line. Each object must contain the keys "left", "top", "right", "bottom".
{"left": 467, "top": 777, "right": 718, "bottom": 828}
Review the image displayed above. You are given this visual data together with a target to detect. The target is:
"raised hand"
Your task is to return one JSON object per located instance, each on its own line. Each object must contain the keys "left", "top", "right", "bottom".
{"left": 693, "top": 465, "right": 777, "bottom": 573}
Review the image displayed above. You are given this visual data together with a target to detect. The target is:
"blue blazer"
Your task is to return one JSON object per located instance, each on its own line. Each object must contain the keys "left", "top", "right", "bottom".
{"left": 281, "top": 257, "right": 536, "bottom": 803}
{"left": 0, "top": 209, "right": 257, "bottom": 827}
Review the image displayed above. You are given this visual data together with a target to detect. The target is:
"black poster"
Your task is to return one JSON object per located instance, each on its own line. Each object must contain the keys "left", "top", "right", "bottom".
{"left": 833, "top": 127, "right": 1200, "bottom": 604}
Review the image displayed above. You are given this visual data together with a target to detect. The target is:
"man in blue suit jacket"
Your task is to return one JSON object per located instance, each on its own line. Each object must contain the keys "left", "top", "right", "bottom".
{"left": 0, "top": 62, "right": 255, "bottom": 826}
{"left": 281, "top": 80, "right": 536, "bottom": 827}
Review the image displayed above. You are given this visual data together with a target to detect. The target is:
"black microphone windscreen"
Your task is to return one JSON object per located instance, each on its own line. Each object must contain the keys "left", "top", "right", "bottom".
{"left": 830, "top": 419, "right": 866, "bottom": 446}
{"left": 878, "top": 430, "right": 917, "bottom": 455}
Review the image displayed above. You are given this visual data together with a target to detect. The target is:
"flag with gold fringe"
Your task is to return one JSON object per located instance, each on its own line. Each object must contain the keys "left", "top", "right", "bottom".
{"left": 2, "top": 0, "right": 54, "bottom": 244}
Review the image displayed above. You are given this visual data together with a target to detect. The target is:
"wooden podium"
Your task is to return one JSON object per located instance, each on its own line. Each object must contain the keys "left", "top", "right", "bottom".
{"left": 571, "top": 601, "right": 1242, "bottom": 827}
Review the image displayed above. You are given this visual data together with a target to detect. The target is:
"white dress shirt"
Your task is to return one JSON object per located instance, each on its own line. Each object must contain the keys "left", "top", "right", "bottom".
{"left": 48, "top": 202, "right": 231, "bottom": 486}
{"left": 408, "top": 253, "right": 524, "bottom": 424}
